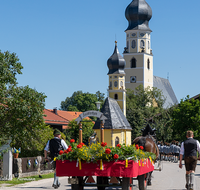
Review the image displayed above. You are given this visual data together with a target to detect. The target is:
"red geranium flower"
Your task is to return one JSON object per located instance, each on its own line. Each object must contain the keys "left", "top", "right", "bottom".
{"left": 68, "top": 145, "right": 72, "bottom": 149}
{"left": 80, "top": 142, "right": 85, "bottom": 146}
{"left": 116, "top": 144, "right": 121, "bottom": 148}
{"left": 70, "top": 139, "right": 75, "bottom": 143}
{"left": 135, "top": 144, "right": 139, "bottom": 149}
{"left": 140, "top": 146, "right": 144, "bottom": 150}
{"left": 66, "top": 148, "right": 72, "bottom": 153}
{"left": 59, "top": 150, "right": 64, "bottom": 155}
{"left": 77, "top": 144, "right": 82, "bottom": 149}
{"left": 64, "top": 150, "right": 68, "bottom": 154}
{"left": 101, "top": 142, "right": 107, "bottom": 147}
{"left": 113, "top": 154, "right": 119, "bottom": 159}
{"left": 105, "top": 148, "right": 111, "bottom": 154}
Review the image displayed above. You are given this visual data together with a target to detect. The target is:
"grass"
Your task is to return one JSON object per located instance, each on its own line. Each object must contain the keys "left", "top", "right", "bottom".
{"left": 0, "top": 172, "right": 54, "bottom": 187}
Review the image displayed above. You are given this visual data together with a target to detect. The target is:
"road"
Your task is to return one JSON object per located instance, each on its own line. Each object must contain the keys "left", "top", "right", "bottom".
{"left": 1, "top": 161, "right": 200, "bottom": 190}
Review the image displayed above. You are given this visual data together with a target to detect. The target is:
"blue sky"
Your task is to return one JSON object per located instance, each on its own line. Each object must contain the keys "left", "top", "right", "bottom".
{"left": 0, "top": 0, "right": 199, "bottom": 109}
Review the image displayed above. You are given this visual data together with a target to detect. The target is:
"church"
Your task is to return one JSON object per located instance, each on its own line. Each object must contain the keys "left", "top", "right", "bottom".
{"left": 108, "top": 0, "right": 178, "bottom": 110}
{"left": 92, "top": 0, "right": 178, "bottom": 146}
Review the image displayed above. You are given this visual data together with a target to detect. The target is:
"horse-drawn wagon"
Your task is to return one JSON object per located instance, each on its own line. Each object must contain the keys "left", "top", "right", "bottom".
{"left": 55, "top": 138, "right": 155, "bottom": 190}
{"left": 56, "top": 158, "right": 154, "bottom": 190}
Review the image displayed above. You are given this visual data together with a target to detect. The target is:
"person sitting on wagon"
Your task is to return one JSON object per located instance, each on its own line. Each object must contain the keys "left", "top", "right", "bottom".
{"left": 44, "top": 129, "right": 68, "bottom": 189}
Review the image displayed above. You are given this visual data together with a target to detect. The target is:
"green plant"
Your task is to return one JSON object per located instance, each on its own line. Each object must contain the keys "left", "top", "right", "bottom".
{"left": 12, "top": 147, "right": 21, "bottom": 154}
{"left": 56, "top": 140, "right": 156, "bottom": 163}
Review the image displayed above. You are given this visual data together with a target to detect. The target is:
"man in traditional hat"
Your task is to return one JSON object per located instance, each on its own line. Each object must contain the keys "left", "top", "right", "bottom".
{"left": 179, "top": 130, "right": 200, "bottom": 190}
{"left": 44, "top": 129, "right": 68, "bottom": 189}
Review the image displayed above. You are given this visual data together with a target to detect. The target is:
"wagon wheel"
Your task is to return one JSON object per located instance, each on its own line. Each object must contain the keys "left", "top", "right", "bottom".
{"left": 97, "top": 176, "right": 108, "bottom": 190}
{"left": 71, "top": 177, "right": 83, "bottom": 190}
{"left": 137, "top": 174, "right": 149, "bottom": 190}
{"left": 122, "top": 177, "right": 130, "bottom": 190}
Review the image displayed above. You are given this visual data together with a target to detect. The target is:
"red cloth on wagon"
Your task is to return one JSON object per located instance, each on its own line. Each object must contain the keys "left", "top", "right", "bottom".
{"left": 56, "top": 159, "right": 154, "bottom": 178}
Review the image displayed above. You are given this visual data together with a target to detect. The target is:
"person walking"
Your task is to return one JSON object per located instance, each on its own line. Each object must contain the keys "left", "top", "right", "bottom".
{"left": 174, "top": 141, "right": 180, "bottom": 163}
{"left": 179, "top": 130, "right": 200, "bottom": 190}
{"left": 44, "top": 129, "right": 68, "bottom": 189}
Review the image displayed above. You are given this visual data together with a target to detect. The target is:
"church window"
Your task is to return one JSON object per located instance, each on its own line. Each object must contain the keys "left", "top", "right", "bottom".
{"left": 131, "top": 40, "right": 136, "bottom": 49}
{"left": 114, "top": 81, "right": 118, "bottom": 87}
{"left": 140, "top": 40, "right": 145, "bottom": 48}
{"left": 147, "top": 59, "right": 150, "bottom": 70}
{"left": 110, "top": 81, "right": 112, "bottom": 87}
{"left": 114, "top": 94, "right": 118, "bottom": 100}
{"left": 115, "top": 137, "right": 119, "bottom": 147}
{"left": 131, "top": 58, "right": 136, "bottom": 68}
{"left": 120, "top": 81, "right": 123, "bottom": 86}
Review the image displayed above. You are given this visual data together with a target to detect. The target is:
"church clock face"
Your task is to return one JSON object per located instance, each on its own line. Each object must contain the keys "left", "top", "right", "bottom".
{"left": 114, "top": 81, "right": 118, "bottom": 87}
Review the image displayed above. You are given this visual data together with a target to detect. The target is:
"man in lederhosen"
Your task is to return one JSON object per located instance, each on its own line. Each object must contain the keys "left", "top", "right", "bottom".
{"left": 179, "top": 130, "right": 200, "bottom": 190}
{"left": 44, "top": 129, "right": 68, "bottom": 189}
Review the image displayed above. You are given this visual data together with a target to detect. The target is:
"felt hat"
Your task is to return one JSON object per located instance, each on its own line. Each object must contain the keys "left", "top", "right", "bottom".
{"left": 53, "top": 129, "right": 61, "bottom": 135}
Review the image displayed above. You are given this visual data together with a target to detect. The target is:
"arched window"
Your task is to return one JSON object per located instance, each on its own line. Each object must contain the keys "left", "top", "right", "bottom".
{"left": 114, "top": 94, "right": 118, "bottom": 100}
{"left": 115, "top": 137, "right": 119, "bottom": 147}
{"left": 140, "top": 40, "right": 145, "bottom": 48}
{"left": 147, "top": 59, "right": 150, "bottom": 70}
{"left": 131, "top": 58, "right": 136, "bottom": 68}
{"left": 131, "top": 40, "right": 136, "bottom": 49}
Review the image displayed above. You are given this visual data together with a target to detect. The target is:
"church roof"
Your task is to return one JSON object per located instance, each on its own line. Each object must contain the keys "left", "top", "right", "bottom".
{"left": 107, "top": 41, "right": 126, "bottom": 75}
{"left": 93, "top": 97, "right": 131, "bottom": 130}
{"left": 153, "top": 76, "right": 178, "bottom": 109}
{"left": 125, "top": 0, "right": 152, "bottom": 31}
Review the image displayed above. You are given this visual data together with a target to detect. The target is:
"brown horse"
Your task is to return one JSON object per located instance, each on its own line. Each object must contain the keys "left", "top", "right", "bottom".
{"left": 133, "top": 134, "right": 159, "bottom": 186}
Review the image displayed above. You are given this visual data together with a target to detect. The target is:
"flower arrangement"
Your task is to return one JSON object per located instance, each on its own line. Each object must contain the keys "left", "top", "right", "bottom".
{"left": 56, "top": 139, "right": 156, "bottom": 163}
{"left": 27, "top": 159, "right": 31, "bottom": 168}
{"left": 12, "top": 147, "right": 21, "bottom": 154}
{"left": 34, "top": 159, "right": 38, "bottom": 168}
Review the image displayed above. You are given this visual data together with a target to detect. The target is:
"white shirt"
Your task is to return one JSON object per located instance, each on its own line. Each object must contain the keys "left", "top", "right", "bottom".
{"left": 180, "top": 138, "right": 200, "bottom": 155}
{"left": 44, "top": 137, "right": 68, "bottom": 151}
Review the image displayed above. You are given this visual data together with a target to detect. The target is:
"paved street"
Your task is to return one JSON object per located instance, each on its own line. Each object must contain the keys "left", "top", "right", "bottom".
{"left": 1, "top": 161, "right": 200, "bottom": 190}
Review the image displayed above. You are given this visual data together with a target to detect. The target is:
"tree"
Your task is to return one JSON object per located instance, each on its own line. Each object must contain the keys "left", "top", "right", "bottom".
{"left": 60, "top": 91, "right": 105, "bottom": 112}
{"left": 150, "top": 107, "right": 174, "bottom": 142}
{"left": 172, "top": 96, "right": 200, "bottom": 142}
{"left": 0, "top": 50, "right": 53, "bottom": 157}
{"left": 126, "top": 85, "right": 167, "bottom": 141}
{"left": 64, "top": 119, "right": 94, "bottom": 145}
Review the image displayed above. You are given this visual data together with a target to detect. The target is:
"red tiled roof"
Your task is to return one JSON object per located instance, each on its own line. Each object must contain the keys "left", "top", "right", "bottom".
{"left": 43, "top": 109, "right": 69, "bottom": 126}
{"left": 44, "top": 109, "right": 93, "bottom": 129}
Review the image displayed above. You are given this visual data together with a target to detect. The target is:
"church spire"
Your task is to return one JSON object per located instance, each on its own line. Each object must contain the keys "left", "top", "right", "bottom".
{"left": 107, "top": 41, "right": 126, "bottom": 75}
{"left": 125, "top": 0, "right": 152, "bottom": 31}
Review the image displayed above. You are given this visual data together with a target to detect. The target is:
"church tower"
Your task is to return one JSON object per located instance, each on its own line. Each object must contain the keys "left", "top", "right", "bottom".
{"left": 123, "top": 0, "right": 153, "bottom": 91}
{"left": 107, "top": 41, "right": 126, "bottom": 116}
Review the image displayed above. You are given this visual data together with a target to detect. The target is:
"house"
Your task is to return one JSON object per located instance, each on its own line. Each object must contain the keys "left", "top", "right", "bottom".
{"left": 43, "top": 108, "right": 91, "bottom": 132}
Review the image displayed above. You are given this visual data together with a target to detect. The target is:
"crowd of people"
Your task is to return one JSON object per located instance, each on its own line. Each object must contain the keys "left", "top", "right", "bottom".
{"left": 157, "top": 140, "right": 181, "bottom": 163}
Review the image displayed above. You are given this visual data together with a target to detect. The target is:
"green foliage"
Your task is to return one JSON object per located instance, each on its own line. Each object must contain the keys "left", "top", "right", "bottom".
{"left": 126, "top": 85, "right": 166, "bottom": 141}
{"left": 57, "top": 142, "right": 156, "bottom": 162}
{"left": 151, "top": 107, "right": 174, "bottom": 142}
{"left": 64, "top": 119, "right": 94, "bottom": 145}
{"left": 60, "top": 91, "right": 105, "bottom": 112}
{"left": 0, "top": 50, "right": 51, "bottom": 157}
{"left": 172, "top": 96, "right": 200, "bottom": 141}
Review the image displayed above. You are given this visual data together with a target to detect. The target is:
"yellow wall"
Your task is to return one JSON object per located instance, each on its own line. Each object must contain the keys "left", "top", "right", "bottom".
{"left": 94, "top": 129, "right": 132, "bottom": 147}
{"left": 109, "top": 92, "right": 123, "bottom": 100}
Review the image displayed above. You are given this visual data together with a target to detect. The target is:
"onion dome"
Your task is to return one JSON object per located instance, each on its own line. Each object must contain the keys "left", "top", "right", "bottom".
{"left": 125, "top": 0, "right": 152, "bottom": 31}
{"left": 107, "top": 41, "right": 126, "bottom": 75}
